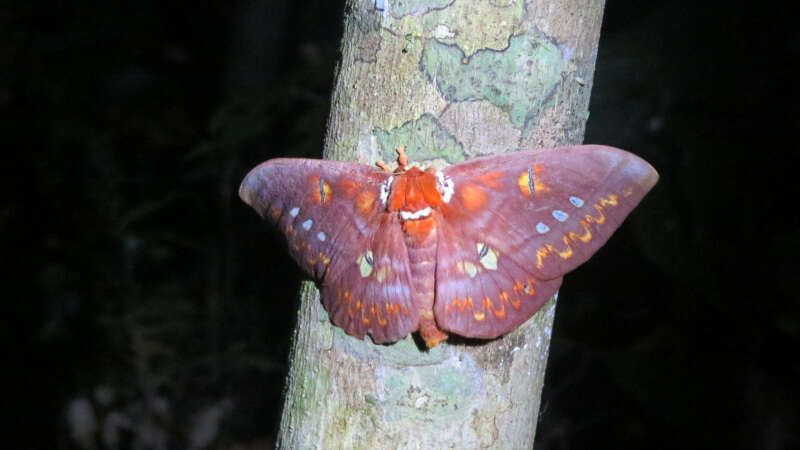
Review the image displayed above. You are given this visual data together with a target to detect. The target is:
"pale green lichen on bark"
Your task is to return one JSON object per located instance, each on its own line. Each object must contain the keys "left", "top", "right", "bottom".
{"left": 336, "top": 30, "right": 446, "bottom": 135}
{"left": 385, "top": 0, "right": 525, "bottom": 55}
{"left": 421, "top": 30, "right": 567, "bottom": 137}
{"left": 279, "top": 283, "right": 334, "bottom": 448}
{"left": 378, "top": 355, "right": 478, "bottom": 422}
{"left": 288, "top": 361, "right": 334, "bottom": 423}
{"left": 324, "top": 394, "right": 383, "bottom": 450}
{"left": 330, "top": 137, "right": 359, "bottom": 162}
{"left": 374, "top": 113, "right": 465, "bottom": 163}
{"left": 389, "top": 0, "right": 453, "bottom": 17}
{"left": 421, "top": 0, "right": 525, "bottom": 54}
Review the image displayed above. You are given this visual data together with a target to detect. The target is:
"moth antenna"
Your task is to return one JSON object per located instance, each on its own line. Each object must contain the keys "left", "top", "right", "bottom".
{"left": 376, "top": 160, "right": 392, "bottom": 173}
{"left": 396, "top": 146, "right": 408, "bottom": 172}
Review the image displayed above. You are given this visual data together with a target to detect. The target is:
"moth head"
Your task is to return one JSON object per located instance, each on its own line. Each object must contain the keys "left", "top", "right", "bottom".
{"left": 377, "top": 147, "right": 450, "bottom": 220}
{"left": 382, "top": 167, "right": 442, "bottom": 219}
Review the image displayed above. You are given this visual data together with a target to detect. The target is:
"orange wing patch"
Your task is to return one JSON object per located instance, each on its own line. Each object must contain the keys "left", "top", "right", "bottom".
{"left": 476, "top": 172, "right": 504, "bottom": 189}
{"left": 354, "top": 190, "right": 376, "bottom": 216}
{"left": 309, "top": 175, "right": 332, "bottom": 205}
{"left": 338, "top": 179, "right": 361, "bottom": 197}
{"left": 517, "top": 166, "right": 549, "bottom": 197}
{"left": 459, "top": 184, "right": 487, "bottom": 211}
{"left": 517, "top": 172, "right": 531, "bottom": 196}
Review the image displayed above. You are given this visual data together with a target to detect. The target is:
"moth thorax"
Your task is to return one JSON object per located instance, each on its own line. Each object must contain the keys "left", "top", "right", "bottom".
{"left": 385, "top": 168, "right": 442, "bottom": 219}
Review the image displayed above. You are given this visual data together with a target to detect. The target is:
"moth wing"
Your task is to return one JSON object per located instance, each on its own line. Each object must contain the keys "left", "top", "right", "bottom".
{"left": 435, "top": 213, "right": 564, "bottom": 339}
{"left": 240, "top": 159, "right": 419, "bottom": 343}
{"left": 434, "top": 145, "right": 658, "bottom": 338}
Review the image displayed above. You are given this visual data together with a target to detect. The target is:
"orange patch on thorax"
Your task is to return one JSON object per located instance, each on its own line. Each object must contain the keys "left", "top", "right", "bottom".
{"left": 387, "top": 168, "right": 442, "bottom": 213}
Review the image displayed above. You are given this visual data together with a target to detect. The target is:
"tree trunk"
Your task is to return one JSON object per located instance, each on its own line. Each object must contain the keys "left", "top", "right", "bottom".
{"left": 277, "top": 0, "right": 606, "bottom": 448}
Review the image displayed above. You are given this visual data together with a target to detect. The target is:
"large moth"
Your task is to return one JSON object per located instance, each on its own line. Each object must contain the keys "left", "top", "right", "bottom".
{"left": 240, "top": 146, "right": 658, "bottom": 347}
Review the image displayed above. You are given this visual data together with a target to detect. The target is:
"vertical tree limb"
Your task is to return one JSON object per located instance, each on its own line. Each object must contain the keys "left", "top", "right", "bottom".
{"left": 278, "top": 1, "right": 606, "bottom": 447}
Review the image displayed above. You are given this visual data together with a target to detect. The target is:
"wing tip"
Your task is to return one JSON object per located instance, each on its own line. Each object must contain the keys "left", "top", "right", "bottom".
{"left": 238, "top": 175, "right": 255, "bottom": 207}
{"left": 578, "top": 144, "right": 659, "bottom": 193}
{"left": 239, "top": 165, "right": 261, "bottom": 207}
{"left": 239, "top": 160, "right": 281, "bottom": 208}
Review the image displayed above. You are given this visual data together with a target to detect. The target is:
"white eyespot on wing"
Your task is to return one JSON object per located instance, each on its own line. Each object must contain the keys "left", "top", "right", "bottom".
{"left": 317, "top": 232, "right": 326, "bottom": 241}
{"left": 289, "top": 207, "right": 300, "bottom": 217}
{"left": 302, "top": 219, "right": 313, "bottom": 230}
{"left": 536, "top": 222, "right": 550, "bottom": 234}
{"left": 380, "top": 176, "right": 394, "bottom": 207}
{"left": 569, "top": 196, "right": 585, "bottom": 207}
{"left": 476, "top": 242, "right": 499, "bottom": 270}
{"left": 357, "top": 250, "right": 374, "bottom": 277}
{"left": 399, "top": 207, "right": 432, "bottom": 220}
{"left": 552, "top": 210, "right": 568, "bottom": 222}
{"left": 435, "top": 170, "right": 455, "bottom": 203}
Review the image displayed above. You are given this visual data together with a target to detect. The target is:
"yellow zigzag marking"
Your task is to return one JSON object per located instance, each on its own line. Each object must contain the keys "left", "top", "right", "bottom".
{"left": 536, "top": 194, "right": 620, "bottom": 268}
{"left": 599, "top": 194, "right": 619, "bottom": 206}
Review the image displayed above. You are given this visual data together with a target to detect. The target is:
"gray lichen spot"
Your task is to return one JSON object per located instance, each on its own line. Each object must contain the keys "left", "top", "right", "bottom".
{"left": 377, "top": 355, "right": 482, "bottom": 423}
{"left": 353, "top": 11, "right": 382, "bottom": 63}
{"left": 391, "top": 0, "right": 454, "bottom": 18}
{"left": 420, "top": 31, "right": 566, "bottom": 137}
{"left": 374, "top": 113, "right": 465, "bottom": 163}
{"left": 290, "top": 362, "right": 333, "bottom": 421}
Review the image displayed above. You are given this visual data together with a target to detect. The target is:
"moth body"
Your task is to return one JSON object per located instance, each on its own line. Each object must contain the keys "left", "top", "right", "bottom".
{"left": 383, "top": 167, "right": 451, "bottom": 346}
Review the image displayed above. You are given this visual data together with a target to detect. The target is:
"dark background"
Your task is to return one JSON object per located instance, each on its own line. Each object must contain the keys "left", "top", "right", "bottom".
{"left": 3, "top": 1, "right": 797, "bottom": 449}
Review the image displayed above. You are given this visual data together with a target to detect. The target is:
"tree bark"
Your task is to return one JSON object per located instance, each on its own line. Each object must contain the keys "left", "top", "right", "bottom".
{"left": 277, "top": 1, "right": 606, "bottom": 448}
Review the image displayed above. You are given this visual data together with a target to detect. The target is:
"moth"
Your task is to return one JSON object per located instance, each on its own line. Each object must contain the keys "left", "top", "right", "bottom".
{"left": 240, "top": 146, "right": 658, "bottom": 348}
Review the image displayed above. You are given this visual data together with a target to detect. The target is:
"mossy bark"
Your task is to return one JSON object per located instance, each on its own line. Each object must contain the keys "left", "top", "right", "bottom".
{"left": 278, "top": 1, "right": 606, "bottom": 448}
